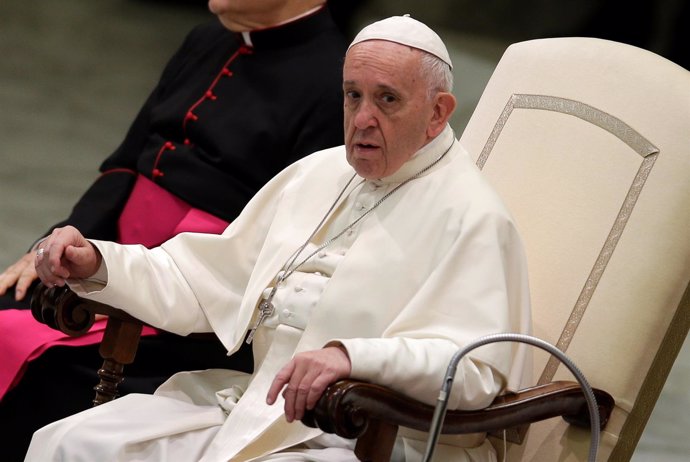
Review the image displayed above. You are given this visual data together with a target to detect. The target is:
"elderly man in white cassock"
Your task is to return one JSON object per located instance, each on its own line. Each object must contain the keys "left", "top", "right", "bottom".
{"left": 27, "top": 15, "right": 532, "bottom": 462}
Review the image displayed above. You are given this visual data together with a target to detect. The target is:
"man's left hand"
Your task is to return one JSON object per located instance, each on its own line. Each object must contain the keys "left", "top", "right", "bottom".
{"left": 266, "top": 346, "right": 351, "bottom": 423}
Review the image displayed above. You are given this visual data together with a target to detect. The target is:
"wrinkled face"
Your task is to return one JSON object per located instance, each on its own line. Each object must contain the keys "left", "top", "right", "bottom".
{"left": 343, "top": 41, "right": 436, "bottom": 180}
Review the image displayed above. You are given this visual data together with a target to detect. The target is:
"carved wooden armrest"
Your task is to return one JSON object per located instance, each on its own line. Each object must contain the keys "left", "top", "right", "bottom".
{"left": 302, "top": 379, "right": 614, "bottom": 462}
{"left": 30, "top": 283, "right": 145, "bottom": 405}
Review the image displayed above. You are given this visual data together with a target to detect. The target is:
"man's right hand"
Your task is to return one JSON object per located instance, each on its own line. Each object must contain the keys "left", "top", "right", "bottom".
{"left": 34, "top": 226, "right": 102, "bottom": 288}
{"left": 0, "top": 253, "right": 38, "bottom": 301}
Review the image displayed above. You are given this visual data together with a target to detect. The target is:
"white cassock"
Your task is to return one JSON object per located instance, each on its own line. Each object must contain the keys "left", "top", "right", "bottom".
{"left": 26, "top": 126, "right": 532, "bottom": 461}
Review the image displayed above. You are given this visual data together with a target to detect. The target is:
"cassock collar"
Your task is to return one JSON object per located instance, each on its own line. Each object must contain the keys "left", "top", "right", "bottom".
{"left": 372, "top": 125, "right": 456, "bottom": 186}
{"left": 238, "top": 5, "right": 336, "bottom": 51}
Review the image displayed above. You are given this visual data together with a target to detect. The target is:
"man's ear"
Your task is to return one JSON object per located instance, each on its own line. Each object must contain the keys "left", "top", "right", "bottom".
{"left": 427, "top": 92, "right": 457, "bottom": 138}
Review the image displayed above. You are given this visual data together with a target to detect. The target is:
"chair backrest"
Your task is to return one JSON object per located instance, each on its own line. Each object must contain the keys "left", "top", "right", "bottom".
{"left": 459, "top": 37, "right": 690, "bottom": 461}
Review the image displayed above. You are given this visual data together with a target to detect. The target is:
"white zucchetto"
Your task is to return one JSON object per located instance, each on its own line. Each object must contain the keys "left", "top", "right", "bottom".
{"left": 348, "top": 14, "right": 453, "bottom": 69}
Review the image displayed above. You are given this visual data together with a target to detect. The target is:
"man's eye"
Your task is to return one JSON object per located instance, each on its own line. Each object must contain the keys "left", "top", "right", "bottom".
{"left": 345, "top": 91, "right": 360, "bottom": 100}
{"left": 381, "top": 94, "right": 397, "bottom": 104}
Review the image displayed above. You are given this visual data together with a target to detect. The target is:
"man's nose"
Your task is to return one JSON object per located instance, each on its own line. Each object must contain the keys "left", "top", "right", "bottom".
{"left": 353, "top": 100, "right": 378, "bottom": 129}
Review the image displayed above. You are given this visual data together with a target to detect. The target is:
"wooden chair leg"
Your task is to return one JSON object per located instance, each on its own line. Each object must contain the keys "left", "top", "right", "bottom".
{"left": 93, "top": 316, "right": 143, "bottom": 406}
{"left": 94, "top": 359, "right": 126, "bottom": 406}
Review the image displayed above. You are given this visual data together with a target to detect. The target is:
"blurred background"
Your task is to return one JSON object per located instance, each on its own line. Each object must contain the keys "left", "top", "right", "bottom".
{"left": 0, "top": 1, "right": 688, "bottom": 459}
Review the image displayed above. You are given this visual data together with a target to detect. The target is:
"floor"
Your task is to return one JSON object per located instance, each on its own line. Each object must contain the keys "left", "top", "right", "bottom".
{"left": 0, "top": 0, "right": 687, "bottom": 460}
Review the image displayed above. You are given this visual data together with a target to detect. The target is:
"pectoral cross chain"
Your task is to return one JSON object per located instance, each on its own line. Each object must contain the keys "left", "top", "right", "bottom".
{"left": 245, "top": 299, "right": 274, "bottom": 344}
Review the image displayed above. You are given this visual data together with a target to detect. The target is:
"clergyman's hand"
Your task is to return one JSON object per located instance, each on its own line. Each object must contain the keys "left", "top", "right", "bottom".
{"left": 266, "top": 346, "right": 352, "bottom": 423}
{"left": 34, "top": 226, "right": 101, "bottom": 288}
{"left": 0, "top": 252, "right": 38, "bottom": 300}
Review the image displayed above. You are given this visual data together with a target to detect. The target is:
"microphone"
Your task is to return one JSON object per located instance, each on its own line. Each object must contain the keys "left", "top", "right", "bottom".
{"left": 422, "top": 333, "right": 601, "bottom": 462}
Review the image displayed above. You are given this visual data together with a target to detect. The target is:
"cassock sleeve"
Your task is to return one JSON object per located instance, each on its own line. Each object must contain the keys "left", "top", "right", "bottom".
{"left": 67, "top": 159, "right": 302, "bottom": 340}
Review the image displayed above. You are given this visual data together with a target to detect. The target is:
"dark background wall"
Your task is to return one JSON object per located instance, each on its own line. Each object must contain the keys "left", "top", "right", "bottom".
{"left": 333, "top": 0, "right": 689, "bottom": 69}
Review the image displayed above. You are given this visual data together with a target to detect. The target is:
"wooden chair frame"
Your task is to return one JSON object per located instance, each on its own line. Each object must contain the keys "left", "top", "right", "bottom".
{"left": 31, "top": 284, "right": 143, "bottom": 405}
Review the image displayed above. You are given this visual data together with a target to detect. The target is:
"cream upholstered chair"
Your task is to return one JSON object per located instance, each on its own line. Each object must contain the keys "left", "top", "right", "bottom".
{"left": 460, "top": 36, "right": 690, "bottom": 460}
{"left": 301, "top": 37, "right": 690, "bottom": 461}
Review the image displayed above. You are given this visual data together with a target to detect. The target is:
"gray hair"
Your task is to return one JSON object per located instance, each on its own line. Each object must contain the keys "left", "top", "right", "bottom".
{"left": 419, "top": 51, "right": 454, "bottom": 99}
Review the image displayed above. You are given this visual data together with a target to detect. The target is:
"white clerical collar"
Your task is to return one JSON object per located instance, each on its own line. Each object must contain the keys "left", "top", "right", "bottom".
{"left": 372, "top": 125, "right": 455, "bottom": 185}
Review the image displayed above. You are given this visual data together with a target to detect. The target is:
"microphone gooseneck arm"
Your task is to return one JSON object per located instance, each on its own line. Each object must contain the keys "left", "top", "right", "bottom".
{"left": 422, "top": 333, "right": 601, "bottom": 462}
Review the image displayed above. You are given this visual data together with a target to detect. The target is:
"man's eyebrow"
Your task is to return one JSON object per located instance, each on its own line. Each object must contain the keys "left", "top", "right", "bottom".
{"left": 343, "top": 81, "right": 399, "bottom": 93}
{"left": 376, "top": 84, "right": 398, "bottom": 93}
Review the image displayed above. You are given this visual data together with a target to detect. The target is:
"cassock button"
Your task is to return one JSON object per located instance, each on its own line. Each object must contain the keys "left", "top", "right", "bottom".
{"left": 318, "top": 251, "right": 327, "bottom": 258}
{"left": 282, "top": 309, "right": 291, "bottom": 318}
{"left": 294, "top": 286, "right": 303, "bottom": 292}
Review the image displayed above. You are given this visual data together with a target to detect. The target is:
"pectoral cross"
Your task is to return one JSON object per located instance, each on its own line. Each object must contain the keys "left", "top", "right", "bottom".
{"left": 245, "top": 299, "right": 275, "bottom": 344}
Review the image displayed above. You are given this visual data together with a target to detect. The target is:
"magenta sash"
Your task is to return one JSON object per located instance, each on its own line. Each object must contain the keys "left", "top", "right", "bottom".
{"left": 118, "top": 174, "right": 229, "bottom": 247}
{"left": 0, "top": 311, "right": 157, "bottom": 399}
{"left": 1, "top": 174, "right": 229, "bottom": 399}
